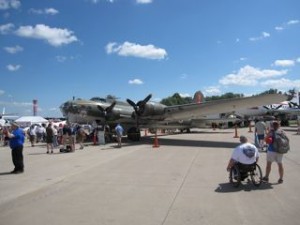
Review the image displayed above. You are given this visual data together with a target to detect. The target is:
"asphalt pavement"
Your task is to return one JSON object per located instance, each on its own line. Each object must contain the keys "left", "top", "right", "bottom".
{"left": 0, "top": 126, "right": 299, "bottom": 225}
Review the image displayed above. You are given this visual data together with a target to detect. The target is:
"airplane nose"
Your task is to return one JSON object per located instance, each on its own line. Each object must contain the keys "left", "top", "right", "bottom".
{"left": 60, "top": 101, "right": 72, "bottom": 116}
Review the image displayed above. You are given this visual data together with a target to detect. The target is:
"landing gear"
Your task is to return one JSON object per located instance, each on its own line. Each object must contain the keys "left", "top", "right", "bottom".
{"left": 127, "top": 127, "right": 141, "bottom": 141}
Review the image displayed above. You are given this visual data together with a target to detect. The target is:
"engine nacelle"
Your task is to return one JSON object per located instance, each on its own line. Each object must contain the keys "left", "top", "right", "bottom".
{"left": 141, "top": 102, "right": 166, "bottom": 116}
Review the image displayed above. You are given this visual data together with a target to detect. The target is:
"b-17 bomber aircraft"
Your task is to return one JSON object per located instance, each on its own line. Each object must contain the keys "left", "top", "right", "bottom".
{"left": 60, "top": 91, "right": 286, "bottom": 141}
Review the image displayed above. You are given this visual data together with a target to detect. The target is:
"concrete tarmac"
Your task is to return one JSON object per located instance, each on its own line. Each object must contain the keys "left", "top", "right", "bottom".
{"left": 0, "top": 127, "right": 300, "bottom": 225}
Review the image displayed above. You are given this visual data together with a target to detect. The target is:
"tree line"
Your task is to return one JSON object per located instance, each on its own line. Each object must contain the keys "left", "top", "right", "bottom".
{"left": 160, "top": 88, "right": 297, "bottom": 106}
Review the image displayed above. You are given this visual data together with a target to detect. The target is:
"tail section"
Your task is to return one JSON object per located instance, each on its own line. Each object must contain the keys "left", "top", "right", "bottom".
{"left": 290, "top": 91, "right": 300, "bottom": 105}
{"left": 193, "top": 91, "right": 204, "bottom": 103}
{"left": 287, "top": 91, "right": 300, "bottom": 108}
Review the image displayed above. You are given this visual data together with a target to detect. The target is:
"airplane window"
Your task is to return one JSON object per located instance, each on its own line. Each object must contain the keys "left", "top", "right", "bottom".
{"left": 90, "top": 97, "right": 106, "bottom": 102}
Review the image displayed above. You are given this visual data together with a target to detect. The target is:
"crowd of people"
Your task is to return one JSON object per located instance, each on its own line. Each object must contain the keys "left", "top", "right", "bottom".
{"left": 0, "top": 118, "right": 293, "bottom": 185}
{"left": 1, "top": 121, "right": 124, "bottom": 174}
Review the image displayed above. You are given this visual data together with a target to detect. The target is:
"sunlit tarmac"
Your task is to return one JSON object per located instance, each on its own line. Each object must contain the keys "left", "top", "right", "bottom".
{"left": 1, "top": 126, "right": 300, "bottom": 225}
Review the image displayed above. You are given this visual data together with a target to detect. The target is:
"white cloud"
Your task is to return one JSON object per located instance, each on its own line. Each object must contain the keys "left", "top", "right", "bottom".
{"left": 179, "top": 93, "right": 191, "bottom": 98}
{"left": 106, "top": 41, "right": 167, "bottom": 60}
{"left": 0, "top": 90, "right": 5, "bottom": 96}
{"left": 136, "top": 0, "right": 153, "bottom": 4}
{"left": 4, "top": 45, "right": 23, "bottom": 54}
{"left": 249, "top": 31, "right": 270, "bottom": 41}
{"left": 273, "top": 59, "right": 295, "bottom": 67}
{"left": 0, "top": 23, "right": 14, "bottom": 34}
{"left": 90, "top": 0, "right": 114, "bottom": 3}
{"left": 204, "top": 86, "right": 221, "bottom": 96}
{"left": 287, "top": 20, "right": 299, "bottom": 25}
{"left": 219, "top": 65, "right": 287, "bottom": 86}
{"left": 29, "top": 8, "right": 59, "bottom": 15}
{"left": 261, "top": 78, "right": 300, "bottom": 89}
{"left": 7, "top": 64, "right": 21, "bottom": 71}
{"left": 55, "top": 55, "right": 77, "bottom": 62}
{"left": 15, "top": 24, "right": 78, "bottom": 47}
{"left": 128, "top": 79, "right": 144, "bottom": 85}
{"left": 275, "top": 19, "right": 299, "bottom": 31}
{"left": 0, "top": 0, "right": 21, "bottom": 10}
{"left": 180, "top": 74, "right": 188, "bottom": 79}
{"left": 56, "top": 55, "right": 67, "bottom": 63}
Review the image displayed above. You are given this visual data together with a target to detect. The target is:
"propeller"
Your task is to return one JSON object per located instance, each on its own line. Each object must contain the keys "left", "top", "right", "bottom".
{"left": 97, "top": 101, "right": 116, "bottom": 121}
{"left": 263, "top": 104, "right": 282, "bottom": 110}
{"left": 126, "top": 94, "right": 152, "bottom": 117}
{"left": 289, "top": 102, "right": 300, "bottom": 108}
{"left": 126, "top": 94, "right": 152, "bottom": 127}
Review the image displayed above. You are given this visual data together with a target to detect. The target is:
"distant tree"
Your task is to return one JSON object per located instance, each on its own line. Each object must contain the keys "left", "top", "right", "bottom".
{"left": 160, "top": 93, "right": 193, "bottom": 106}
{"left": 204, "top": 92, "right": 244, "bottom": 101}
{"left": 258, "top": 88, "right": 281, "bottom": 95}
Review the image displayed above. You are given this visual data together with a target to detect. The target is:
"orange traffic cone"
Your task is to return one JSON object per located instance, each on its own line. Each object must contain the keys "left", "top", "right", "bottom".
{"left": 233, "top": 124, "right": 239, "bottom": 138}
{"left": 153, "top": 133, "right": 160, "bottom": 148}
{"left": 93, "top": 133, "right": 97, "bottom": 145}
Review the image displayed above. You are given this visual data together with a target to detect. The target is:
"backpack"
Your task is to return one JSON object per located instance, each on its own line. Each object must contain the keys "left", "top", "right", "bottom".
{"left": 273, "top": 130, "right": 290, "bottom": 154}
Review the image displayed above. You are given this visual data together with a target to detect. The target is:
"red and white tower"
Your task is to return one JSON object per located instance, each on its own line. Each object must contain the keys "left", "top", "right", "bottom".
{"left": 33, "top": 99, "right": 38, "bottom": 116}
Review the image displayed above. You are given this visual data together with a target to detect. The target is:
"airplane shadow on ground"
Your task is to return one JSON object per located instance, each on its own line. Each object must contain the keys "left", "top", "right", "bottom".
{"left": 0, "top": 172, "right": 14, "bottom": 176}
{"left": 137, "top": 136, "right": 239, "bottom": 149}
{"left": 215, "top": 182, "right": 273, "bottom": 193}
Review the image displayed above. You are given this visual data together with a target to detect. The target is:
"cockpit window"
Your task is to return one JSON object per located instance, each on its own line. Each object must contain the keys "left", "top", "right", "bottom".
{"left": 90, "top": 97, "right": 106, "bottom": 102}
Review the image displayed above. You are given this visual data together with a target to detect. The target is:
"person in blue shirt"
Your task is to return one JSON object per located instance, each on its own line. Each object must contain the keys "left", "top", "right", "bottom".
{"left": 6, "top": 122, "right": 25, "bottom": 174}
{"left": 115, "top": 123, "right": 124, "bottom": 148}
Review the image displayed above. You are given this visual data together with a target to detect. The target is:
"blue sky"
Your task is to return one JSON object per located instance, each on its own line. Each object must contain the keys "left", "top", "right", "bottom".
{"left": 1, "top": 0, "right": 300, "bottom": 118}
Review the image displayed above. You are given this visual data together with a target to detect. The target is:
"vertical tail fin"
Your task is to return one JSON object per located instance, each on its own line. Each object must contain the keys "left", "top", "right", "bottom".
{"left": 290, "top": 91, "right": 300, "bottom": 105}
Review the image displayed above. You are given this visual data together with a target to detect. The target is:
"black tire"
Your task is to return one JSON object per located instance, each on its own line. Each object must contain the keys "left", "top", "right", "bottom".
{"left": 250, "top": 164, "right": 263, "bottom": 187}
{"left": 127, "top": 127, "right": 141, "bottom": 141}
{"left": 229, "top": 165, "right": 241, "bottom": 188}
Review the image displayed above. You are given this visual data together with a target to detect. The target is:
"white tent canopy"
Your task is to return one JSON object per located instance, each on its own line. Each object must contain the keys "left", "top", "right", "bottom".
{"left": 15, "top": 116, "right": 48, "bottom": 128}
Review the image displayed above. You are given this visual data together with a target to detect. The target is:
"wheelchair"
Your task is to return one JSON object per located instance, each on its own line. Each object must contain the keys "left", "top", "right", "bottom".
{"left": 229, "top": 162, "right": 263, "bottom": 187}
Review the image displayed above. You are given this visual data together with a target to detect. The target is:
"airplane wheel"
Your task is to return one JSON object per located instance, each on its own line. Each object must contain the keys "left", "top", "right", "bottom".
{"left": 127, "top": 127, "right": 141, "bottom": 141}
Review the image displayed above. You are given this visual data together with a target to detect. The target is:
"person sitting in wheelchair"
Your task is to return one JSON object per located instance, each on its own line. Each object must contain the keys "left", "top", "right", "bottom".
{"left": 227, "top": 135, "right": 259, "bottom": 180}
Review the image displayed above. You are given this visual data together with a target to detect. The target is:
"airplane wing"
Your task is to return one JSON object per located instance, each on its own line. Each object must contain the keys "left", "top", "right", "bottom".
{"left": 163, "top": 94, "right": 286, "bottom": 120}
{"left": 268, "top": 108, "right": 300, "bottom": 116}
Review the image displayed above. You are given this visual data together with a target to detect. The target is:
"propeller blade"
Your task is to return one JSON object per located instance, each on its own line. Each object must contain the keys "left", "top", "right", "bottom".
{"left": 289, "top": 102, "right": 299, "bottom": 108}
{"left": 126, "top": 94, "right": 151, "bottom": 127}
{"left": 126, "top": 99, "right": 137, "bottom": 108}
{"left": 97, "top": 105, "right": 105, "bottom": 112}
{"left": 106, "top": 101, "right": 116, "bottom": 113}
{"left": 137, "top": 94, "right": 152, "bottom": 107}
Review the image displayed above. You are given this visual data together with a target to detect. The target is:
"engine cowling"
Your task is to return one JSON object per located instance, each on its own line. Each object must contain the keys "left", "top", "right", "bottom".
{"left": 141, "top": 102, "right": 166, "bottom": 117}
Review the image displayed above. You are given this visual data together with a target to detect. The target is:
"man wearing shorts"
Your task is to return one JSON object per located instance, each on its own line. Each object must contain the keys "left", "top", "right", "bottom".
{"left": 255, "top": 119, "right": 267, "bottom": 151}
{"left": 262, "top": 121, "right": 286, "bottom": 184}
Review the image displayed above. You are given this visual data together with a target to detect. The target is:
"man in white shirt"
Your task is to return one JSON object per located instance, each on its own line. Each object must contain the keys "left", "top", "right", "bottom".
{"left": 227, "top": 135, "right": 259, "bottom": 171}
